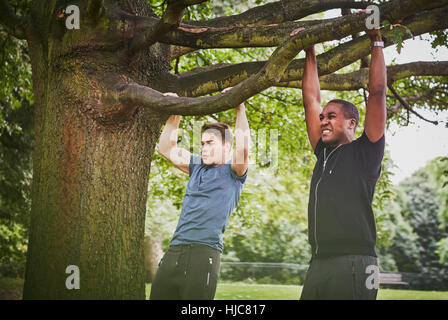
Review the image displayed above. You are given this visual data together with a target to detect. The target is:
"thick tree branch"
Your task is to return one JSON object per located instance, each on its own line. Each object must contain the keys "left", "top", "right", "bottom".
{"left": 175, "top": 4, "right": 448, "bottom": 96}
{"left": 117, "top": 0, "right": 448, "bottom": 117}
{"left": 0, "top": 0, "right": 28, "bottom": 39}
{"left": 160, "top": 19, "right": 323, "bottom": 48}
{"left": 117, "top": 18, "right": 311, "bottom": 115}
{"left": 279, "top": 61, "right": 448, "bottom": 91}
{"left": 128, "top": 0, "right": 207, "bottom": 55}
{"left": 88, "top": 0, "right": 104, "bottom": 20}
{"left": 185, "top": 0, "right": 372, "bottom": 28}
{"left": 163, "top": 0, "right": 447, "bottom": 50}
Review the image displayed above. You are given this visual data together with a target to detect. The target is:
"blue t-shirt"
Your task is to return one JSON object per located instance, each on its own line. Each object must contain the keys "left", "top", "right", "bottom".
{"left": 170, "top": 154, "right": 248, "bottom": 251}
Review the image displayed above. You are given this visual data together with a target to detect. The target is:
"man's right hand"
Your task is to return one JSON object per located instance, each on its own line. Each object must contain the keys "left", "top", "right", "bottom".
{"left": 304, "top": 45, "right": 315, "bottom": 55}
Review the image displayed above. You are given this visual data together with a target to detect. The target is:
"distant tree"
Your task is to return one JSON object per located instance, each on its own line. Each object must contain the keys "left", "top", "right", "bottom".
{"left": 0, "top": 25, "right": 33, "bottom": 277}
{"left": 387, "top": 157, "right": 448, "bottom": 290}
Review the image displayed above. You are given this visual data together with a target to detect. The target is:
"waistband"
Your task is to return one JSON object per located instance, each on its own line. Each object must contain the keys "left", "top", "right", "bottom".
{"left": 169, "top": 243, "right": 220, "bottom": 253}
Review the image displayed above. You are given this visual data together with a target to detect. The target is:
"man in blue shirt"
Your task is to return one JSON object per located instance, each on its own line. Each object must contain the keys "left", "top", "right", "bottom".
{"left": 150, "top": 90, "right": 250, "bottom": 300}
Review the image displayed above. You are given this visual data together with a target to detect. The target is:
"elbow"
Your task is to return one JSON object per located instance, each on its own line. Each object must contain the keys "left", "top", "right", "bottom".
{"left": 237, "top": 146, "right": 249, "bottom": 162}
{"left": 369, "top": 85, "right": 387, "bottom": 97}
{"left": 242, "top": 147, "right": 249, "bottom": 159}
{"left": 157, "top": 145, "right": 169, "bottom": 158}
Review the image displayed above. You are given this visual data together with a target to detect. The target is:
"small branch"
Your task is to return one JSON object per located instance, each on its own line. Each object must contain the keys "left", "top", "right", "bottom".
{"left": 128, "top": 0, "right": 207, "bottom": 55}
{"left": 88, "top": 0, "right": 104, "bottom": 21}
{"left": 0, "top": 0, "right": 28, "bottom": 39}
{"left": 388, "top": 85, "right": 439, "bottom": 125}
{"left": 363, "top": 88, "right": 368, "bottom": 107}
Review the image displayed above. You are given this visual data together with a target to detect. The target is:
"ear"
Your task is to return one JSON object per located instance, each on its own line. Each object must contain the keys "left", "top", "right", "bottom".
{"left": 347, "top": 118, "right": 356, "bottom": 130}
{"left": 225, "top": 142, "right": 233, "bottom": 152}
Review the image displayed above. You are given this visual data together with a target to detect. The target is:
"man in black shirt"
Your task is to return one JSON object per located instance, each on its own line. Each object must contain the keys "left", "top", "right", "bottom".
{"left": 299, "top": 28, "right": 386, "bottom": 300}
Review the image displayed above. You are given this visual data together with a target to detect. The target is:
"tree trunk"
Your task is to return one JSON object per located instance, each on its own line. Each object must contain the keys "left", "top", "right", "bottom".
{"left": 23, "top": 1, "right": 170, "bottom": 299}
{"left": 144, "top": 236, "right": 163, "bottom": 283}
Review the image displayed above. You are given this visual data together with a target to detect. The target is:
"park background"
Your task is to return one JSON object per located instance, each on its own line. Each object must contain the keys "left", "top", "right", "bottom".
{"left": 0, "top": 0, "right": 447, "bottom": 299}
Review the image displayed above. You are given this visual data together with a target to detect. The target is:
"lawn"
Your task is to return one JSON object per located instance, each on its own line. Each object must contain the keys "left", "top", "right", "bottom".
{"left": 2, "top": 278, "right": 447, "bottom": 300}
{"left": 146, "top": 282, "right": 448, "bottom": 300}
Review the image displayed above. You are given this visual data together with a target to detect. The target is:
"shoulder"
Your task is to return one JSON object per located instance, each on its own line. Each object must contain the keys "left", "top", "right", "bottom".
{"left": 189, "top": 154, "right": 203, "bottom": 176}
{"left": 227, "top": 162, "right": 248, "bottom": 184}
{"left": 354, "top": 130, "right": 385, "bottom": 148}
{"left": 190, "top": 154, "right": 203, "bottom": 164}
{"left": 352, "top": 130, "right": 385, "bottom": 173}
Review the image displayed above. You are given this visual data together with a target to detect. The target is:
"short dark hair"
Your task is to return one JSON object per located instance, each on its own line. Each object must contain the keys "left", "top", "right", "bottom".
{"left": 201, "top": 122, "right": 233, "bottom": 146}
{"left": 328, "top": 99, "right": 359, "bottom": 130}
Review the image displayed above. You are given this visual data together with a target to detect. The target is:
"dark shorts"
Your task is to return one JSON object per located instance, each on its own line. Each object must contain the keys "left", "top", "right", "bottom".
{"left": 150, "top": 244, "right": 221, "bottom": 300}
{"left": 300, "top": 254, "right": 379, "bottom": 300}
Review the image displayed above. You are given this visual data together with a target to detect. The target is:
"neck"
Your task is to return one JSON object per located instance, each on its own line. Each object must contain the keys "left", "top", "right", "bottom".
{"left": 211, "top": 154, "right": 231, "bottom": 167}
{"left": 331, "top": 132, "right": 354, "bottom": 147}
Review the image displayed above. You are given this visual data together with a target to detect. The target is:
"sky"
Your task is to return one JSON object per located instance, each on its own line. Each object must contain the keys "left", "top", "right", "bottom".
{"left": 383, "top": 38, "right": 448, "bottom": 185}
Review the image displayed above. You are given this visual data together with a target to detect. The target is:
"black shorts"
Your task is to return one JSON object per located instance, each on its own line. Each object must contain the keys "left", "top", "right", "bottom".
{"left": 150, "top": 243, "right": 221, "bottom": 300}
{"left": 300, "top": 254, "right": 379, "bottom": 300}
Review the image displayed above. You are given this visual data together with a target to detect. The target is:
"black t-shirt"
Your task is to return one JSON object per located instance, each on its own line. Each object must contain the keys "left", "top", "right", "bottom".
{"left": 308, "top": 131, "right": 385, "bottom": 258}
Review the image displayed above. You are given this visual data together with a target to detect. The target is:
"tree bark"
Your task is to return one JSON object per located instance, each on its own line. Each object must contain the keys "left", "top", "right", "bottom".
{"left": 22, "top": 0, "right": 169, "bottom": 299}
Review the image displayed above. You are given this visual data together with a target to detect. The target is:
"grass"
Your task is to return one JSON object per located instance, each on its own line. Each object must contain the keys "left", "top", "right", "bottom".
{"left": 2, "top": 278, "right": 447, "bottom": 300}
{"left": 146, "top": 282, "right": 448, "bottom": 300}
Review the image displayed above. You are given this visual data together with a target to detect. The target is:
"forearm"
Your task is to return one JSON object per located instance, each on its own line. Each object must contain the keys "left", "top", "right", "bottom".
{"left": 302, "top": 47, "right": 322, "bottom": 150}
{"left": 303, "top": 47, "right": 321, "bottom": 109}
{"left": 158, "top": 115, "right": 181, "bottom": 155}
{"left": 364, "top": 33, "right": 387, "bottom": 142}
{"left": 368, "top": 40, "right": 387, "bottom": 97}
{"left": 234, "top": 104, "right": 250, "bottom": 163}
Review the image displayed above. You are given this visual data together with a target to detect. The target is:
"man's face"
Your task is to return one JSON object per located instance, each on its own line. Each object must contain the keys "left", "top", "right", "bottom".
{"left": 201, "top": 130, "right": 231, "bottom": 166}
{"left": 320, "top": 103, "right": 355, "bottom": 146}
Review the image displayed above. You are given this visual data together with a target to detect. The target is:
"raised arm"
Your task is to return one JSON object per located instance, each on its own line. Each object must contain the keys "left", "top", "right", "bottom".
{"left": 302, "top": 45, "right": 323, "bottom": 150}
{"left": 219, "top": 87, "right": 250, "bottom": 177}
{"left": 231, "top": 102, "right": 250, "bottom": 177}
{"left": 364, "top": 29, "right": 387, "bottom": 142}
{"left": 157, "top": 93, "right": 191, "bottom": 174}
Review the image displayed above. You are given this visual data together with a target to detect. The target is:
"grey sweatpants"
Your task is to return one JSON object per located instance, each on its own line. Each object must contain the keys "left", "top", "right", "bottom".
{"left": 150, "top": 244, "right": 221, "bottom": 300}
{"left": 300, "top": 255, "right": 378, "bottom": 300}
